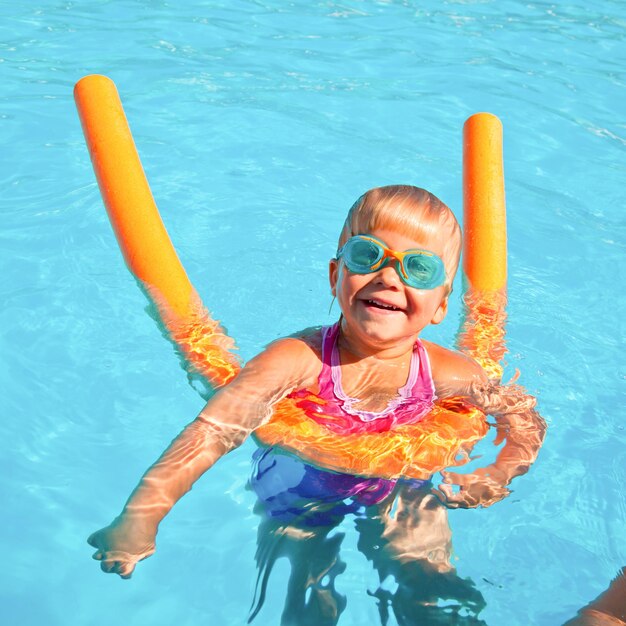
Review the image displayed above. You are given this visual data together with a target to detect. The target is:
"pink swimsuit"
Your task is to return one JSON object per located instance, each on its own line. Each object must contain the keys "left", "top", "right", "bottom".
{"left": 289, "top": 321, "right": 437, "bottom": 435}
{"left": 251, "top": 323, "right": 435, "bottom": 524}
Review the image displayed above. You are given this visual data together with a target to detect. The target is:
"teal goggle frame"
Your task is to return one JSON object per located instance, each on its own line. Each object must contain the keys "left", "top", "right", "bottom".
{"left": 337, "top": 235, "right": 446, "bottom": 290}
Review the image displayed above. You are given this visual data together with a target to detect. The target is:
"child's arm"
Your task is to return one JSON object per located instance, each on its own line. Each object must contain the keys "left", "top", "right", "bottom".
{"left": 425, "top": 343, "right": 547, "bottom": 509}
{"left": 88, "top": 334, "right": 321, "bottom": 578}
{"left": 437, "top": 383, "right": 546, "bottom": 508}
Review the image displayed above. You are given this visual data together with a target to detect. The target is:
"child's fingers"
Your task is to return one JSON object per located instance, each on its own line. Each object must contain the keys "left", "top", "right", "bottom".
{"left": 87, "top": 534, "right": 110, "bottom": 562}
{"left": 108, "top": 559, "right": 136, "bottom": 578}
{"left": 117, "top": 562, "right": 136, "bottom": 579}
{"left": 442, "top": 470, "right": 498, "bottom": 488}
{"left": 99, "top": 559, "right": 119, "bottom": 574}
{"left": 435, "top": 483, "right": 482, "bottom": 509}
{"left": 98, "top": 556, "right": 136, "bottom": 578}
{"left": 433, "top": 474, "right": 464, "bottom": 503}
{"left": 435, "top": 482, "right": 455, "bottom": 498}
{"left": 430, "top": 486, "right": 449, "bottom": 507}
{"left": 92, "top": 547, "right": 139, "bottom": 572}
{"left": 433, "top": 482, "right": 471, "bottom": 507}
{"left": 493, "top": 428, "right": 506, "bottom": 446}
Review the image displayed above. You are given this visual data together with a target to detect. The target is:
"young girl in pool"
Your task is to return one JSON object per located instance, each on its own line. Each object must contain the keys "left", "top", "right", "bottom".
{"left": 89, "top": 185, "right": 544, "bottom": 588}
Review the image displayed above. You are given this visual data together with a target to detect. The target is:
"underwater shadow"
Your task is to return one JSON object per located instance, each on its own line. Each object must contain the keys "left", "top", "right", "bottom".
{"left": 247, "top": 453, "right": 487, "bottom": 626}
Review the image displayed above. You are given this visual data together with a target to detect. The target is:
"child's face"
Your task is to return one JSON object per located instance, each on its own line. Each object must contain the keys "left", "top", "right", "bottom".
{"left": 329, "top": 228, "right": 450, "bottom": 348}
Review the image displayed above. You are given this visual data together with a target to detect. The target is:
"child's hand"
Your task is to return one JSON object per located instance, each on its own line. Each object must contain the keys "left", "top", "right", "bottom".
{"left": 88, "top": 515, "right": 157, "bottom": 579}
{"left": 468, "top": 378, "right": 537, "bottom": 416}
{"left": 433, "top": 468, "right": 511, "bottom": 509}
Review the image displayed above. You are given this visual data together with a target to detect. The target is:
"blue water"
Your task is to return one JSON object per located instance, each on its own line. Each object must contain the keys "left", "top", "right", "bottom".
{"left": 1, "top": 2, "right": 625, "bottom": 624}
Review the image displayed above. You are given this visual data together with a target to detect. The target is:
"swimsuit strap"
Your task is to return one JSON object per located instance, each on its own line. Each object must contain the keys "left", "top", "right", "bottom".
{"left": 316, "top": 323, "right": 338, "bottom": 398}
{"left": 409, "top": 338, "right": 437, "bottom": 400}
{"left": 321, "top": 321, "right": 435, "bottom": 422}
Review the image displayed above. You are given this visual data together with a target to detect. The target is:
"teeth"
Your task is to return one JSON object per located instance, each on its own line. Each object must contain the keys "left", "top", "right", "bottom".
{"left": 368, "top": 299, "right": 399, "bottom": 311}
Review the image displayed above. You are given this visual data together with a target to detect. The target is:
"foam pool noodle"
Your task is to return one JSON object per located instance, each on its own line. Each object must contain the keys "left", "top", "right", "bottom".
{"left": 458, "top": 113, "right": 508, "bottom": 381}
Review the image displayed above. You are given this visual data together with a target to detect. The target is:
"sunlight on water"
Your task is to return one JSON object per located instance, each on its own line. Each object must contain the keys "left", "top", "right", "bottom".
{"left": 1, "top": 1, "right": 625, "bottom": 625}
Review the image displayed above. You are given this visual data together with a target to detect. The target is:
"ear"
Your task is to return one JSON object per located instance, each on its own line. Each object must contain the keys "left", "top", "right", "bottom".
{"left": 430, "top": 296, "right": 448, "bottom": 325}
{"left": 329, "top": 258, "right": 339, "bottom": 296}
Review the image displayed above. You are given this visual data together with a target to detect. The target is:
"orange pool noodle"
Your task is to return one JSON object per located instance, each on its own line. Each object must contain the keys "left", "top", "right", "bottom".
{"left": 463, "top": 113, "right": 507, "bottom": 292}
{"left": 459, "top": 113, "right": 508, "bottom": 379}
{"left": 74, "top": 75, "right": 194, "bottom": 319}
{"left": 254, "top": 396, "right": 487, "bottom": 480}
{"left": 74, "top": 75, "right": 240, "bottom": 386}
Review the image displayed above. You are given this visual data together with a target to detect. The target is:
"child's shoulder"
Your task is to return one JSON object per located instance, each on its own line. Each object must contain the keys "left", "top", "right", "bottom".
{"left": 421, "top": 339, "right": 488, "bottom": 397}
{"left": 268, "top": 326, "right": 324, "bottom": 358}
{"left": 244, "top": 327, "right": 324, "bottom": 390}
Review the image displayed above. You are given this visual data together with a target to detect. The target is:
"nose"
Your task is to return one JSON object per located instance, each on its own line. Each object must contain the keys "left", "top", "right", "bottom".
{"left": 373, "top": 262, "right": 403, "bottom": 289}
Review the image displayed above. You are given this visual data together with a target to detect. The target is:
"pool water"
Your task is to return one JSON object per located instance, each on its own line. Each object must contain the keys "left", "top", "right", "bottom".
{"left": 1, "top": 2, "right": 625, "bottom": 624}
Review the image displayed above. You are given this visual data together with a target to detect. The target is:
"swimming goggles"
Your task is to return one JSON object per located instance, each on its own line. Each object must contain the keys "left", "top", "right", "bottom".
{"left": 337, "top": 235, "right": 446, "bottom": 290}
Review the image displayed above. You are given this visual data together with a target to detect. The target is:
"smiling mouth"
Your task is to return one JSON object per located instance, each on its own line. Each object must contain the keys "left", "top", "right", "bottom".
{"left": 363, "top": 299, "right": 403, "bottom": 312}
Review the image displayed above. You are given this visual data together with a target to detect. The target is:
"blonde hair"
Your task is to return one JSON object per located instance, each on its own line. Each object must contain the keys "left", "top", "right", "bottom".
{"left": 337, "top": 185, "right": 462, "bottom": 290}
